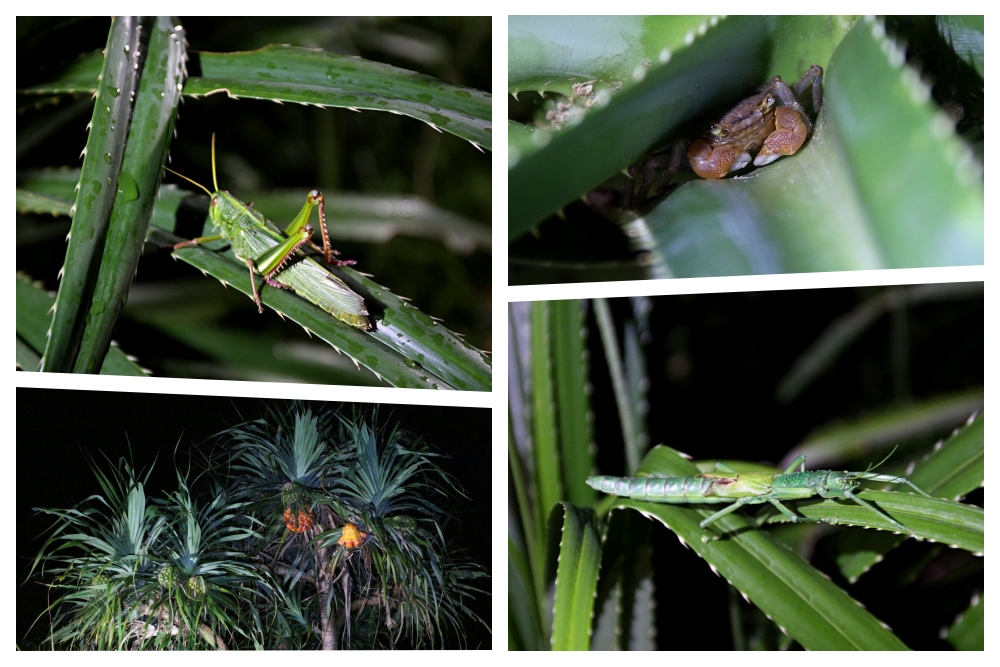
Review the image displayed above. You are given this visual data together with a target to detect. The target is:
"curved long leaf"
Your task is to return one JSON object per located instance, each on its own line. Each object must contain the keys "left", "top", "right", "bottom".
{"left": 250, "top": 191, "right": 490, "bottom": 254}
{"left": 756, "top": 490, "right": 982, "bottom": 553}
{"left": 508, "top": 16, "right": 770, "bottom": 238}
{"left": 591, "top": 508, "right": 654, "bottom": 650}
{"left": 782, "top": 388, "right": 984, "bottom": 470}
{"left": 910, "top": 412, "right": 984, "bottom": 501}
{"left": 190, "top": 46, "right": 491, "bottom": 151}
{"left": 547, "top": 503, "right": 601, "bottom": 650}
{"left": 360, "top": 269, "right": 491, "bottom": 391}
{"left": 17, "top": 272, "right": 146, "bottom": 376}
{"left": 552, "top": 300, "right": 594, "bottom": 507}
{"left": 830, "top": 411, "right": 984, "bottom": 582}
{"left": 508, "top": 536, "right": 545, "bottom": 651}
{"left": 22, "top": 44, "right": 492, "bottom": 151}
{"left": 776, "top": 283, "right": 985, "bottom": 402}
{"left": 531, "top": 302, "right": 563, "bottom": 523}
{"left": 944, "top": 592, "right": 983, "bottom": 650}
{"left": 936, "top": 16, "right": 983, "bottom": 79}
{"left": 18, "top": 177, "right": 490, "bottom": 254}
{"left": 146, "top": 225, "right": 477, "bottom": 390}
{"left": 822, "top": 18, "right": 982, "bottom": 264}
{"left": 509, "top": 15, "right": 714, "bottom": 96}
{"left": 75, "top": 17, "right": 186, "bottom": 373}
{"left": 41, "top": 17, "right": 146, "bottom": 372}
{"left": 16, "top": 188, "right": 73, "bottom": 216}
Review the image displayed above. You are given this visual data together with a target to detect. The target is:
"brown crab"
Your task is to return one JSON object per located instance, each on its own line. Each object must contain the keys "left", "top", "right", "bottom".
{"left": 622, "top": 65, "right": 823, "bottom": 208}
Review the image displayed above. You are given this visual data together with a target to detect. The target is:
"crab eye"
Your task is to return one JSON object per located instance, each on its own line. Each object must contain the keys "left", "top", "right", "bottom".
{"left": 709, "top": 124, "right": 726, "bottom": 137}
{"left": 759, "top": 94, "right": 775, "bottom": 112}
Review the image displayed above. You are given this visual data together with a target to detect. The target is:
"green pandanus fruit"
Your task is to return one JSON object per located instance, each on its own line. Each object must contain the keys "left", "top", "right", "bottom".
{"left": 281, "top": 481, "right": 308, "bottom": 508}
{"left": 184, "top": 575, "right": 207, "bottom": 600}
{"left": 157, "top": 564, "right": 178, "bottom": 589}
{"left": 389, "top": 515, "right": 418, "bottom": 534}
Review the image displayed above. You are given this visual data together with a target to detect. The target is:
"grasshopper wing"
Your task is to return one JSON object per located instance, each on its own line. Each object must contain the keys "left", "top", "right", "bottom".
{"left": 276, "top": 258, "right": 370, "bottom": 330}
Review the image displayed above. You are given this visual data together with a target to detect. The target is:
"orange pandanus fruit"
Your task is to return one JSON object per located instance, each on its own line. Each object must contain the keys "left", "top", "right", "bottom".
{"left": 283, "top": 506, "right": 316, "bottom": 533}
{"left": 338, "top": 522, "right": 368, "bottom": 548}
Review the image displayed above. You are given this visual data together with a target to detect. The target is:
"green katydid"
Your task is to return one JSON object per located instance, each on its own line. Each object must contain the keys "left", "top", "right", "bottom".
{"left": 587, "top": 451, "right": 932, "bottom": 537}
{"left": 164, "top": 135, "right": 370, "bottom": 330}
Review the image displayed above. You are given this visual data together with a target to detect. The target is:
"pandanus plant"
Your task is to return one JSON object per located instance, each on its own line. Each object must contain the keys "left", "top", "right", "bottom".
{"left": 29, "top": 457, "right": 267, "bottom": 649}
{"left": 212, "top": 402, "right": 489, "bottom": 649}
{"left": 29, "top": 403, "right": 488, "bottom": 649}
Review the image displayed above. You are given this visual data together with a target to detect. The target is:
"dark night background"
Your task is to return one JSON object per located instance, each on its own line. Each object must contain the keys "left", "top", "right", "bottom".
{"left": 17, "top": 390, "right": 492, "bottom": 649}
{"left": 590, "top": 284, "right": 984, "bottom": 469}
{"left": 579, "top": 283, "right": 983, "bottom": 649}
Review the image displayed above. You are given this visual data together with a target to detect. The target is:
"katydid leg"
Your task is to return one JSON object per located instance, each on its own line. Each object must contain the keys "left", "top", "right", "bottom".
{"left": 765, "top": 497, "right": 821, "bottom": 524}
{"left": 839, "top": 487, "right": 909, "bottom": 533}
{"left": 784, "top": 455, "right": 807, "bottom": 474}
{"left": 699, "top": 497, "right": 757, "bottom": 528}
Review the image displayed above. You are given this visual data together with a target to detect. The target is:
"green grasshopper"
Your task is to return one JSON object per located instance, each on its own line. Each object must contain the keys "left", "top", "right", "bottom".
{"left": 165, "top": 135, "right": 370, "bottom": 330}
{"left": 587, "top": 452, "right": 932, "bottom": 536}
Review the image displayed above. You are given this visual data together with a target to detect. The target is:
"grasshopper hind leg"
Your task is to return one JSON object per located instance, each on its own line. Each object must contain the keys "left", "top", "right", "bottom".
{"left": 245, "top": 259, "right": 266, "bottom": 313}
{"left": 315, "top": 194, "right": 356, "bottom": 267}
{"left": 246, "top": 257, "right": 294, "bottom": 313}
{"left": 289, "top": 190, "right": 359, "bottom": 267}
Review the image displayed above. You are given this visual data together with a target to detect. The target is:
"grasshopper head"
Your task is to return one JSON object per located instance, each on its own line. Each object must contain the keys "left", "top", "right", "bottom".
{"left": 207, "top": 192, "right": 221, "bottom": 229}
{"left": 209, "top": 190, "right": 265, "bottom": 234}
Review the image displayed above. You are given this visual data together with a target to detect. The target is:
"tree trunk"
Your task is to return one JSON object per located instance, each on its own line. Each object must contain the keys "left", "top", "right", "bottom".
{"left": 319, "top": 578, "right": 338, "bottom": 650}
{"left": 314, "top": 514, "right": 338, "bottom": 650}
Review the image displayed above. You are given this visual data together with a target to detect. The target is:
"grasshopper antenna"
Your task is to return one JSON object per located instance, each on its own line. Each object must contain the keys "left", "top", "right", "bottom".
{"left": 162, "top": 164, "right": 213, "bottom": 197}
{"left": 211, "top": 132, "right": 219, "bottom": 192}
{"left": 162, "top": 134, "right": 220, "bottom": 197}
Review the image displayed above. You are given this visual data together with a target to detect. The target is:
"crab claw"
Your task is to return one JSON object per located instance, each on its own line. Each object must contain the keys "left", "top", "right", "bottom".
{"left": 754, "top": 106, "right": 810, "bottom": 166}
{"left": 687, "top": 140, "right": 751, "bottom": 179}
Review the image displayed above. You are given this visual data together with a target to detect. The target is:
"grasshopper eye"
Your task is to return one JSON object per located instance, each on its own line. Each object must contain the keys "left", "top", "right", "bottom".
{"left": 211, "top": 195, "right": 218, "bottom": 207}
